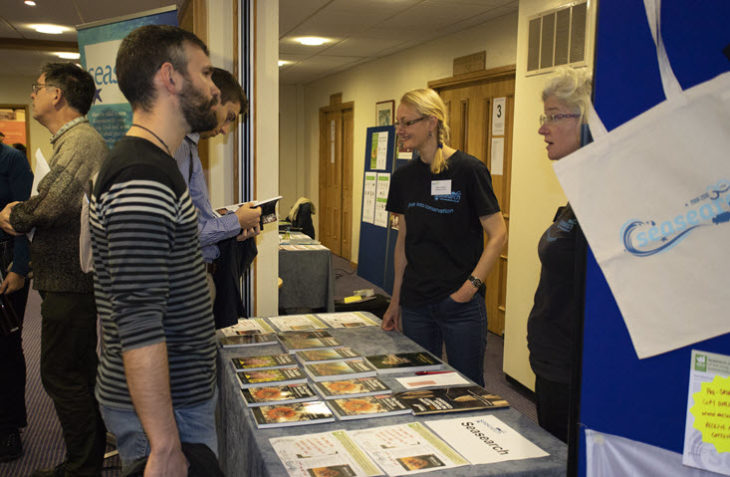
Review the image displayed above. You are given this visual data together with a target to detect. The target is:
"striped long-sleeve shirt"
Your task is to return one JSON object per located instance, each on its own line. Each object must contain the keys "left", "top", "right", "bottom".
{"left": 90, "top": 136, "right": 216, "bottom": 410}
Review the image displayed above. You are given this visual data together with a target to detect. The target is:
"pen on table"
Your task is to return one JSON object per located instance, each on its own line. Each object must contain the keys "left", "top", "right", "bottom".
{"left": 415, "top": 371, "right": 452, "bottom": 376}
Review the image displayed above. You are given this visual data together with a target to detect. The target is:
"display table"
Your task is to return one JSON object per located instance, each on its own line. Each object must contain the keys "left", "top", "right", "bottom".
{"left": 278, "top": 235, "right": 334, "bottom": 312}
{"left": 217, "top": 313, "right": 567, "bottom": 476}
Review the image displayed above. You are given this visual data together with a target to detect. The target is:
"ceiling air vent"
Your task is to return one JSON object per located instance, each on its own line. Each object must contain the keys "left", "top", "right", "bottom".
{"left": 527, "top": 1, "right": 587, "bottom": 75}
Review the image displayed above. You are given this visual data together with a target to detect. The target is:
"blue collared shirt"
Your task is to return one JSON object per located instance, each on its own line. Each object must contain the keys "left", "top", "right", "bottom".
{"left": 174, "top": 133, "right": 241, "bottom": 263}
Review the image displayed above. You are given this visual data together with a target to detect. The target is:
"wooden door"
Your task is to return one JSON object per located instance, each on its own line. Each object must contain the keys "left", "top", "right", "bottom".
{"left": 318, "top": 102, "right": 354, "bottom": 258}
{"left": 430, "top": 66, "right": 515, "bottom": 336}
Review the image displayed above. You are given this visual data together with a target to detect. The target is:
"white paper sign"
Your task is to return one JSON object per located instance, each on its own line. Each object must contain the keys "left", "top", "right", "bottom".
{"left": 425, "top": 415, "right": 548, "bottom": 465}
{"left": 490, "top": 137, "right": 504, "bottom": 176}
{"left": 492, "top": 97, "right": 506, "bottom": 136}
{"left": 374, "top": 173, "right": 390, "bottom": 228}
{"left": 362, "top": 172, "right": 377, "bottom": 224}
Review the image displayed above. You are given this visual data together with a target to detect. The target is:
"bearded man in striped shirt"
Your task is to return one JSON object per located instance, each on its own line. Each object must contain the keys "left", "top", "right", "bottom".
{"left": 89, "top": 25, "right": 221, "bottom": 475}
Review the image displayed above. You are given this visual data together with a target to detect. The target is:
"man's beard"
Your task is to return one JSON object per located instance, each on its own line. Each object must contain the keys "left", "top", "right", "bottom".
{"left": 180, "top": 77, "right": 218, "bottom": 133}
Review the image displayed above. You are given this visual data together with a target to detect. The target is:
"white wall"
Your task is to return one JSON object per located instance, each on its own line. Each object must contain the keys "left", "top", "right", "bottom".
{"left": 279, "top": 11, "right": 519, "bottom": 263}
{"left": 0, "top": 74, "right": 53, "bottom": 170}
{"left": 502, "top": 0, "right": 597, "bottom": 389}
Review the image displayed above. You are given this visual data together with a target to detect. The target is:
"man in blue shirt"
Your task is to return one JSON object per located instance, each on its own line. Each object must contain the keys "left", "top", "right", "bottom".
{"left": 174, "top": 68, "right": 260, "bottom": 318}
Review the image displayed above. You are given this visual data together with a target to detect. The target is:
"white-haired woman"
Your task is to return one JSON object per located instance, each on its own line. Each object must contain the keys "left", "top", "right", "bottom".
{"left": 382, "top": 88, "right": 507, "bottom": 387}
{"left": 527, "top": 67, "right": 592, "bottom": 442}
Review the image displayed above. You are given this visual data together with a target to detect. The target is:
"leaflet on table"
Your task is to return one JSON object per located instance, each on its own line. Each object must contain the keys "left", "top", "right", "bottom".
{"left": 424, "top": 415, "right": 548, "bottom": 465}
{"left": 268, "top": 314, "right": 329, "bottom": 332}
{"left": 277, "top": 330, "right": 342, "bottom": 353}
{"left": 329, "top": 395, "right": 411, "bottom": 421}
{"left": 251, "top": 401, "right": 335, "bottom": 428}
{"left": 295, "top": 347, "right": 361, "bottom": 365}
{"left": 348, "top": 422, "right": 468, "bottom": 475}
{"left": 682, "top": 349, "right": 730, "bottom": 475}
{"left": 304, "top": 359, "right": 377, "bottom": 382}
{"left": 366, "top": 352, "right": 443, "bottom": 374}
{"left": 314, "top": 377, "right": 391, "bottom": 400}
{"left": 316, "top": 312, "right": 380, "bottom": 328}
{"left": 231, "top": 353, "right": 297, "bottom": 371}
{"left": 395, "top": 386, "right": 509, "bottom": 415}
{"left": 213, "top": 195, "right": 282, "bottom": 227}
{"left": 220, "top": 317, "right": 274, "bottom": 335}
{"left": 236, "top": 366, "right": 307, "bottom": 389}
{"left": 240, "top": 383, "right": 319, "bottom": 407}
{"left": 218, "top": 333, "right": 279, "bottom": 348}
{"left": 395, "top": 371, "right": 470, "bottom": 390}
{"left": 270, "top": 430, "right": 382, "bottom": 477}
{"left": 373, "top": 173, "right": 390, "bottom": 228}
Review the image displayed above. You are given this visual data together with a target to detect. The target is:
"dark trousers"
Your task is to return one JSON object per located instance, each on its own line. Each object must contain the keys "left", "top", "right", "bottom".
{"left": 535, "top": 374, "right": 570, "bottom": 443}
{"left": 40, "top": 291, "right": 106, "bottom": 476}
{"left": 0, "top": 279, "right": 30, "bottom": 432}
{"left": 401, "top": 293, "right": 488, "bottom": 386}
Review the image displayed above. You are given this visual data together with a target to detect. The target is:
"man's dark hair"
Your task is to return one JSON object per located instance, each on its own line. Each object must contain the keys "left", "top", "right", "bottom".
{"left": 12, "top": 143, "right": 27, "bottom": 155}
{"left": 116, "top": 25, "right": 209, "bottom": 111}
{"left": 41, "top": 62, "right": 96, "bottom": 115}
{"left": 211, "top": 68, "right": 248, "bottom": 121}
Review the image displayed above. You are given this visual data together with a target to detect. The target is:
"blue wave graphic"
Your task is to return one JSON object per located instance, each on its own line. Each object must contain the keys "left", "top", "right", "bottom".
{"left": 622, "top": 220, "right": 705, "bottom": 257}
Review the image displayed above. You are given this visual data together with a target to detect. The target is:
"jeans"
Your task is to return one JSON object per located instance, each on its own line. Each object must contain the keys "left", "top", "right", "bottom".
{"left": 40, "top": 291, "right": 106, "bottom": 476}
{"left": 100, "top": 390, "right": 218, "bottom": 468}
{"left": 401, "top": 293, "right": 487, "bottom": 386}
{"left": 0, "top": 278, "right": 29, "bottom": 432}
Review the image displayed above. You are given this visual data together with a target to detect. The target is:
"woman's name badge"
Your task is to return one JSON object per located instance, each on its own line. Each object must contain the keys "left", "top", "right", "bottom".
{"left": 431, "top": 180, "right": 451, "bottom": 196}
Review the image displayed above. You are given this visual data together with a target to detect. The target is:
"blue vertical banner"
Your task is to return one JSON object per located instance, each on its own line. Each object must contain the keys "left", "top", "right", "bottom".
{"left": 76, "top": 6, "right": 178, "bottom": 148}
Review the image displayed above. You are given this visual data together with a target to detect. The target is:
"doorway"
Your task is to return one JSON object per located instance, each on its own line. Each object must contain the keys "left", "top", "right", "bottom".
{"left": 430, "top": 65, "right": 516, "bottom": 336}
{"left": 318, "top": 99, "right": 354, "bottom": 260}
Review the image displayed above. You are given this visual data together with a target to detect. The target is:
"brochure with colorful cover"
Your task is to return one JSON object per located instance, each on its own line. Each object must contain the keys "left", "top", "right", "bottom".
{"left": 395, "top": 386, "right": 509, "bottom": 415}
{"left": 220, "top": 333, "right": 279, "bottom": 348}
{"left": 315, "top": 312, "right": 379, "bottom": 328}
{"left": 270, "top": 430, "right": 382, "bottom": 477}
{"left": 295, "top": 347, "right": 361, "bottom": 365}
{"left": 231, "top": 353, "right": 297, "bottom": 371}
{"left": 347, "top": 422, "right": 468, "bottom": 475}
{"left": 277, "top": 330, "right": 342, "bottom": 354}
{"left": 329, "top": 395, "right": 411, "bottom": 421}
{"left": 240, "top": 383, "right": 318, "bottom": 407}
{"left": 268, "top": 314, "right": 329, "bottom": 332}
{"left": 314, "top": 376, "right": 392, "bottom": 400}
{"left": 219, "top": 333, "right": 279, "bottom": 348}
{"left": 236, "top": 366, "right": 307, "bottom": 389}
{"left": 214, "top": 195, "right": 282, "bottom": 227}
{"left": 250, "top": 401, "right": 334, "bottom": 428}
{"left": 365, "top": 352, "right": 443, "bottom": 374}
{"left": 304, "top": 359, "right": 378, "bottom": 382}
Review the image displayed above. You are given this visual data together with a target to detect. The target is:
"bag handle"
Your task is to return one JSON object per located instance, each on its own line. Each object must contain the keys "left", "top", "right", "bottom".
{"left": 642, "top": 0, "right": 682, "bottom": 99}
{"left": 586, "top": 0, "right": 681, "bottom": 141}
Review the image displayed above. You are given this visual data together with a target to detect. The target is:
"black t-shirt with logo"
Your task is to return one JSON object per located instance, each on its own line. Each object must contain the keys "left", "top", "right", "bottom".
{"left": 386, "top": 150, "right": 500, "bottom": 307}
{"left": 527, "top": 204, "right": 581, "bottom": 383}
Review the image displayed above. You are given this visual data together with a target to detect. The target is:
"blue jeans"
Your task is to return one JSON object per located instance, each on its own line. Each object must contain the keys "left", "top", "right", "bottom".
{"left": 100, "top": 389, "right": 218, "bottom": 468}
{"left": 401, "top": 293, "right": 487, "bottom": 386}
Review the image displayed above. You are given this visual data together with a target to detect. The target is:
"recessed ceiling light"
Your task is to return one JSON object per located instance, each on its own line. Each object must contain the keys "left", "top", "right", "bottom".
{"left": 31, "top": 24, "right": 69, "bottom": 35}
{"left": 295, "top": 36, "right": 329, "bottom": 46}
{"left": 24, "top": 0, "right": 37, "bottom": 6}
{"left": 55, "top": 52, "right": 80, "bottom": 60}
{"left": 278, "top": 60, "right": 292, "bottom": 67}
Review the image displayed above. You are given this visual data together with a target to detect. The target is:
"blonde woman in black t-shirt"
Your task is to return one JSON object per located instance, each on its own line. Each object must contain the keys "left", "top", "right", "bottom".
{"left": 527, "top": 67, "right": 592, "bottom": 443}
{"left": 383, "top": 88, "right": 507, "bottom": 386}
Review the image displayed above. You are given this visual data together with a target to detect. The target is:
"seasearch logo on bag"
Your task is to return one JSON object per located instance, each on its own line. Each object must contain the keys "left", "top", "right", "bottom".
{"left": 621, "top": 180, "right": 730, "bottom": 257}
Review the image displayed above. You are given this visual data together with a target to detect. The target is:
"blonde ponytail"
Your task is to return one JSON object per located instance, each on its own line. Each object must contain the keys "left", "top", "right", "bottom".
{"left": 400, "top": 88, "right": 450, "bottom": 174}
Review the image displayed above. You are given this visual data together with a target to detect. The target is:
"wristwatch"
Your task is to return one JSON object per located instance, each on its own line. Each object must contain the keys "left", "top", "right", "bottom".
{"left": 468, "top": 275, "right": 483, "bottom": 289}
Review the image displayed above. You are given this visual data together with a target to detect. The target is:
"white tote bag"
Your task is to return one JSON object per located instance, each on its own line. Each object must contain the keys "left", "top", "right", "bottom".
{"left": 553, "top": 0, "right": 730, "bottom": 359}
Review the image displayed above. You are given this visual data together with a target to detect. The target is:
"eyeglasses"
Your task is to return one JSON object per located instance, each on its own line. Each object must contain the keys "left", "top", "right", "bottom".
{"left": 394, "top": 116, "right": 428, "bottom": 128}
{"left": 539, "top": 113, "right": 580, "bottom": 126}
{"left": 31, "top": 83, "right": 58, "bottom": 94}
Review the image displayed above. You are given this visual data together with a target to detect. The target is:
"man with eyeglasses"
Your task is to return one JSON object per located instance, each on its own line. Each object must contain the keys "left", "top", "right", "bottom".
{"left": 0, "top": 62, "right": 107, "bottom": 477}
